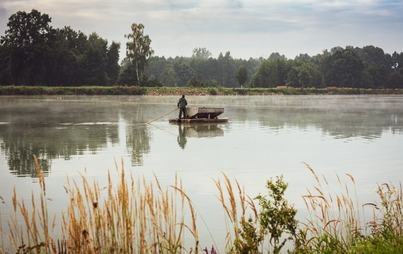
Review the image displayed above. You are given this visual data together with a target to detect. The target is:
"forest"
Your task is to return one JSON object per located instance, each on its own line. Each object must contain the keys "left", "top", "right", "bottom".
{"left": 1, "top": 9, "right": 403, "bottom": 89}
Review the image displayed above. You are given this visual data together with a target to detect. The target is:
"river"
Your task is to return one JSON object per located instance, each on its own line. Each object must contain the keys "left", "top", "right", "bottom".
{"left": 1, "top": 95, "right": 402, "bottom": 251}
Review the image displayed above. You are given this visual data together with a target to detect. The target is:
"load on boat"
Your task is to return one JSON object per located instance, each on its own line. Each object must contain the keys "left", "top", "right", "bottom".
{"left": 169, "top": 107, "right": 228, "bottom": 123}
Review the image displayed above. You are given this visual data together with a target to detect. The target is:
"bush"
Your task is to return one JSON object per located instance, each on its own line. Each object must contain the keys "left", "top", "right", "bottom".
{"left": 209, "top": 88, "right": 218, "bottom": 95}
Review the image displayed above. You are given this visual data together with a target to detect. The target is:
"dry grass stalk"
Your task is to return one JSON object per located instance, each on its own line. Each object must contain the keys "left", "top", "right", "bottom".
{"left": 214, "top": 173, "right": 259, "bottom": 252}
{"left": 368, "top": 182, "right": 403, "bottom": 236}
{"left": 2, "top": 157, "right": 202, "bottom": 253}
{"left": 0, "top": 156, "right": 57, "bottom": 253}
{"left": 301, "top": 164, "right": 364, "bottom": 250}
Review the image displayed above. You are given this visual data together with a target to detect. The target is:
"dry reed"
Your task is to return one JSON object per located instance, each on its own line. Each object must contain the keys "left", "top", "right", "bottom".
{"left": 1, "top": 156, "right": 201, "bottom": 253}
{"left": 300, "top": 164, "right": 363, "bottom": 252}
{"left": 298, "top": 163, "right": 403, "bottom": 253}
{"left": 214, "top": 173, "right": 260, "bottom": 252}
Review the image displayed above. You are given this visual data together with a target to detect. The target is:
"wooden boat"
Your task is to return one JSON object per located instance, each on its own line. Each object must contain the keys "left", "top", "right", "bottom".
{"left": 169, "top": 107, "right": 228, "bottom": 123}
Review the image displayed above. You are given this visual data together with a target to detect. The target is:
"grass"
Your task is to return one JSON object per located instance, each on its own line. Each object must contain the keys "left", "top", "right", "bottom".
{"left": 292, "top": 164, "right": 403, "bottom": 253}
{"left": 1, "top": 157, "right": 199, "bottom": 253}
{"left": 0, "top": 159, "right": 402, "bottom": 253}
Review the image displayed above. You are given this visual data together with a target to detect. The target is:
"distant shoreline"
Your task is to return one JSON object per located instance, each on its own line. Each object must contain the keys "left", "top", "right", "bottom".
{"left": 1, "top": 86, "right": 403, "bottom": 96}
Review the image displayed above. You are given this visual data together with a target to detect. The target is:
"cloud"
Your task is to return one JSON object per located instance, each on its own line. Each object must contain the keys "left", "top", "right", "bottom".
{"left": 0, "top": 0, "right": 402, "bottom": 59}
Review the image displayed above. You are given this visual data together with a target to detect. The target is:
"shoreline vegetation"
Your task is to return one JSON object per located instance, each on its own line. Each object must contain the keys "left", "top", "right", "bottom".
{"left": 1, "top": 86, "right": 403, "bottom": 96}
{"left": 0, "top": 159, "right": 402, "bottom": 253}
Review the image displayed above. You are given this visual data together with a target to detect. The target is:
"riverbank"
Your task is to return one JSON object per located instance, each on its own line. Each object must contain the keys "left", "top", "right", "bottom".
{"left": 1, "top": 85, "right": 403, "bottom": 96}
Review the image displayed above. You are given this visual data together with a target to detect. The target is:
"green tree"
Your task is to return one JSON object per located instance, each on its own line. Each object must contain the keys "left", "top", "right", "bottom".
{"left": 106, "top": 42, "right": 121, "bottom": 85}
{"left": 50, "top": 26, "right": 89, "bottom": 86}
{"left": 392, "top": 51, "right": 403, "bottom": 71}
{"left": 218, "top": 51, "right": 235, "bottom": 87}
{"left": 82, "top": 33, "right": 108, "bottom": 85}
{"left": 0, "top": 9, "right": 53, "bottom": 85}
{"left": 1, "top": 9, "right": 52, "bottom": 49}
{"left": 287, "top": 61, "right": 322, "bottom": 88}
{"left": 355, "top": 45, "right": 392, "bottom": 87}
{"left": 160, "top": 63, "right": 178, "bottom": 86}
{"left": 174, "top": 58, "right": 195, "bottom": 86}
{"left": 124, "top": 23, "right": 154, "bottom": 85}
{"left": 268, "top": 52, "right": 286, "bottom": 60}
{"left": 146, "top": 56, "right": 168, "bottom": 84}
{"left": 117, "top": 58, "right": 136, "bottom": 85}
{"left": 0, "top": 41, "right": 11, "bottom": 84}
{"left": 324, "top": 47, "right": 365, "bottom": 87}
{"left": 388, "top": 67, "right": 403, "bottom": 88}
{"left": 251, "top": 57, "right": 291, "bottom": 88}
{"left": 236, "top": 66, "right": 248, "bottom": 88}
{"left": 256, "top": 176, "right": 297, "bottom": 254}
{"left": 192, "top": 47, "right": 212, "bottom": 59}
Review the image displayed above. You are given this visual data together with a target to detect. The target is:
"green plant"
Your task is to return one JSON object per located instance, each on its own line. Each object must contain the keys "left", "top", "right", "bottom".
{"left": 209, "top": 88, "right": 218, "bottom": 95}
{"left": 233, "top": 217, "right": 262, "bottom": 254}
{"left": 256, "top": 175, "right": 298, "bottom": 254}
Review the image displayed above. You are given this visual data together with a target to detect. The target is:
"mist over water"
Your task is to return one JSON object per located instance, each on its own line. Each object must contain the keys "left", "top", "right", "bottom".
{"left": 1, "top": 95, "right": 402, "bottom": 250}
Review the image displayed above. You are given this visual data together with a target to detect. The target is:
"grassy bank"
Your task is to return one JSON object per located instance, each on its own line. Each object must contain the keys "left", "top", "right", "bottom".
{"left": 1, "top": 158, "right": 402, "bottom": 253}
{"left": 1, "top": 85, "right": 403, "bottom": 96}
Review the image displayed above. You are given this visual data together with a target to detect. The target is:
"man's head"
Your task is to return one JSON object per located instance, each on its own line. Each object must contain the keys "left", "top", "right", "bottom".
{"left": 182, "top": 95, "right": 185, "bottom": 98}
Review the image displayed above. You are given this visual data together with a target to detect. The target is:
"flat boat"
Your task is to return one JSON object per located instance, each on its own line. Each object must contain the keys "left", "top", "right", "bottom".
{"left": 169, "top": 107, "right": 228, "bottom": 123}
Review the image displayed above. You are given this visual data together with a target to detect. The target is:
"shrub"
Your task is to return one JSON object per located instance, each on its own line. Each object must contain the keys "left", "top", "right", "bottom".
{"left": 209, "top": 88, "right": 218, "bottom": 95}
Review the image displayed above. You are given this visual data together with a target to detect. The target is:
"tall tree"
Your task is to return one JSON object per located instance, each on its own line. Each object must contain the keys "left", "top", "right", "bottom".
{"left": 82, "top": 33, "right": 108, "bottom": 85}
{"left": 160, "top": 62, "right": 178, "bottom": 86}
{"left": 324, "top": 48, "right": 365, "bottom": 87}
{"left": 355, "top": 45, "right": 392, "bottom": 87}
{"left": 0, "top": 9, "right": 53, "bottom": 85}
{"left": 391, "top": 52, "right": 403, "bottom": 71}
{"left": 236, "top": 66, "right": 248, "bottom": 87}
{"left": 106, "top": 42, "right": 121, "bottom": 85}
{"left": 174, "top": 58, "right": 195, "bottom": 86}
{"left": 218, "top": 51, "right": 235, "bottom": 87}
{"left": 47, "top": 26, "right": 87, "bottom": 86}
{"left": 287, "top": 57, "right": 323, "bottom": 88}
{"left": 251, "top": 58, "right": 290, "bottom": 88}
{"left": 1, "top": 9, "right": 52, "bottom": 48}
{"left": 192, "top": 47, "right": 212, "bottom": 59}
{"left": 125, "top": 23, "right": 154, "bottom": 85}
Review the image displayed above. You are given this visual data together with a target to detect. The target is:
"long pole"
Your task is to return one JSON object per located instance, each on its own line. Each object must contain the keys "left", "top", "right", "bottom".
{"left": 147, "top": 108, "right": 178, "bottom": 124}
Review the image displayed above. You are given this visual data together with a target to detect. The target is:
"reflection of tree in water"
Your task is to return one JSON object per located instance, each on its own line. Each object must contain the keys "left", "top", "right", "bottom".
{"left": 126, "top": 124, "right": 150, "bottom": 166}
{"left": 240, "top": 107, "right": 403, "bottom": 140}
{"left": 2, "top": 142, "right": 49, "bottom": 177}
{"left": 0, "top": 123, "right": 119, "bottom": 177}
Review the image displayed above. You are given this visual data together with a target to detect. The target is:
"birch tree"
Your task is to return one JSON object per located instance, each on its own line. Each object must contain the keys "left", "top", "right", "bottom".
{"left": 125, "top": 23, "right": 154, "bottom": 85}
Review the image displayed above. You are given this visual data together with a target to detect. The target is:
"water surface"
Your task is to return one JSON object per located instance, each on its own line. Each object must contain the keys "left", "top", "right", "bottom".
{"left": 1, "top": 95, "right": 402, "bottom": 249}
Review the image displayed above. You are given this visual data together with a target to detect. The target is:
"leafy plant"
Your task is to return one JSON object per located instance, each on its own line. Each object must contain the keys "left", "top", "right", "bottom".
{"left": 256, "top": 175, "right": 298, "bottom": 254}
{"left": 233, "top": 217, "right": 262, "bottom": 254}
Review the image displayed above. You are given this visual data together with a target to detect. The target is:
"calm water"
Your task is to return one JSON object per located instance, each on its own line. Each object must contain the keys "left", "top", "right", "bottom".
{"left": 1, "top": 95, "right": 403, "bottom": 250}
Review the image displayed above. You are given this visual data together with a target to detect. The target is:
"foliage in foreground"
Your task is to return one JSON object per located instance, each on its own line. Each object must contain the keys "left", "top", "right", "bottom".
{"left": 0, "top": 158, "right": 402, "bottom": 253}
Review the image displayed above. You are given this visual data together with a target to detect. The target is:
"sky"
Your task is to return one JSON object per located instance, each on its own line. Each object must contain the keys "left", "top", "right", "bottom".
{"left": 1, "top": 0, "right": 403, "bottom": 60}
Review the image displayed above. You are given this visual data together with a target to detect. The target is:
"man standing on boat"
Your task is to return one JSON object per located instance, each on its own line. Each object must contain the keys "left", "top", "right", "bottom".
{"left": 177, "top": 95, "right": 188, "bottom": 119}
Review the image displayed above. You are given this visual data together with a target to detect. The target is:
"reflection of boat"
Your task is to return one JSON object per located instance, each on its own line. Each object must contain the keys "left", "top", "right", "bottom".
{"left": 181, "top": 123, "right": 224, "bottom": 138}
{"left": 169, "top": 107, "right": 228, "bottom": 123}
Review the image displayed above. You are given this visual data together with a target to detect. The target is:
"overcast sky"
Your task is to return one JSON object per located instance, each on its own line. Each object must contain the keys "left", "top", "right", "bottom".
{"left": 1, "top": 0, "right": 403, "bottom": 60}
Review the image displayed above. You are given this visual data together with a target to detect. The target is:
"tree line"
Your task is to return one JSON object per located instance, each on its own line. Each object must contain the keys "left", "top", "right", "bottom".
{"left": 1, "top": 9, "right": 403, "bottom": 88}
{"left": 148, "top": 46, "right": 403, "bottom": 89}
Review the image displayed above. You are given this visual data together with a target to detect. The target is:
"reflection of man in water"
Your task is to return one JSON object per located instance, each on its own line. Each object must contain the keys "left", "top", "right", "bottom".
{"left": 177, "top": 95, "right": 187, "bottom": 120}
{"left": 177, "top": 124, "right": 187, "bottom": 149}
